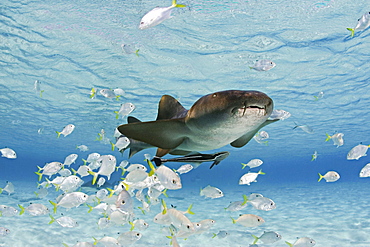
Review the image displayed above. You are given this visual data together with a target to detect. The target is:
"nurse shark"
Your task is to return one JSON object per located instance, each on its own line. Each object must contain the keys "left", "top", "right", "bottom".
{"left": 117, "top": 90, "right": 279, "bottom": 158}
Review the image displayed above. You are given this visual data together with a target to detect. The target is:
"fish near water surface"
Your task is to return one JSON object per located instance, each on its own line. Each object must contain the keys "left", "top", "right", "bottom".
{"left": 117, "top": 90, "right": 279, "bottom": 157}
{"left": 347, "top": 12, "right": 370, "bottom": 37}
{"left": 139, "top": 0, "right": 186, "bottom": 30}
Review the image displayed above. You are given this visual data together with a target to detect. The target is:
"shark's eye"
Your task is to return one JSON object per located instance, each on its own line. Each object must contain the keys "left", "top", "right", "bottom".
{"left": 172, "top": 179, "right": 177, "bottom": 184}
{"left": 212, "top": 93, "right": 217, "bottom": 98}
{"left": 121, "top": 200, "right": 126, "bottom": 205}
{"left": 140, "top": 22, "right": 144, "bottom": 24}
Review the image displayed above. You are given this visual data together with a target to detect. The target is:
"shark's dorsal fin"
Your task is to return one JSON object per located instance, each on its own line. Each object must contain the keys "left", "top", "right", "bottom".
{"left": 127, "top": 116, "right": 141, "bottom": 123}
{"left": 231, "top": 119, "right": 279, "bottom": 148}
{"left": 118, "top": 118, "right": 189, "bottom": 150}
{"left": 156, "top": 95, "right": 187, "bottom": 120}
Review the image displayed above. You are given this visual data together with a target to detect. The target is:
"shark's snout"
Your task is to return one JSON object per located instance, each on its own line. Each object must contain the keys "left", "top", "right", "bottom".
{"left": 234, "top": 91, "right": 273, "bottom": 117}
{"left": 242, "top": 92, "right": 273, "bottom": 117}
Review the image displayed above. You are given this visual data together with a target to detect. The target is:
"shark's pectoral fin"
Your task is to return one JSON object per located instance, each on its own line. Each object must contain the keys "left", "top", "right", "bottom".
{"left": 231, "top": 132, "right": 256, "bottom": 148}
{"left": 263, "top": 119, "right": 280, "bottom": 126}
{"left": 117, "top": 118, "right": 188, "bottom": 150}
{"left": 231, "top": 119, "right": 279, "bottom": 148}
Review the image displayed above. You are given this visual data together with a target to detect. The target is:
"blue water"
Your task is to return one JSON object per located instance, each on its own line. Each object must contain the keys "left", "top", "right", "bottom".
{"left": 1, "top": 0, "right": 370, "bottom": 246}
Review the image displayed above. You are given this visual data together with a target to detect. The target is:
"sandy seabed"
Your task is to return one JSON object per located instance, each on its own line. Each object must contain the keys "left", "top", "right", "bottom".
{"left": 0, "top": 179, "right": 368, "bottom": 247}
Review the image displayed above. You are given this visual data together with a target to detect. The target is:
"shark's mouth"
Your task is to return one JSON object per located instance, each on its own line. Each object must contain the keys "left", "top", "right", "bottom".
{"left": 237, "top": 103, "right": 267, "bottom": 116}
